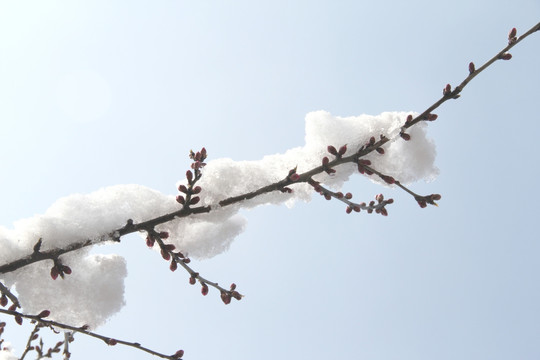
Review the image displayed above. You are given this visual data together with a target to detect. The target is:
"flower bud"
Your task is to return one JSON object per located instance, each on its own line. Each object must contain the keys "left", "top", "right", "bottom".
{"left": 324, "top": 194, "right": 332, "bottom": 200}
{"left": 431, "top": 194, "right": 442, "bottom": 201}
{"left": 508, "top": 27, "right": 517, "bottom": 40}
{"left": 170, "top": 260, "right": 178, "bottom": 272}
{"left": 0, "top": 295, "right": 7, "bottom": 307}
{"left": 336, "top": 192, "right": 344, "bottom": 198}
{"left": 427, "top": 114, "right": 438, "bottom": 121}
{"left": 173, "top": 350, "right": 185, "bottom": 359}
{"left": 322, "top": 156, "right": 330, "bottom": 165}
{"left": 62, "top": 265, "right": 72, "bottom": 275}
{"left": 230, "top": 283, "right": 237, "bottom": 291}
{"left": 15, "top": 315, "right": 22, "bottom": 325}
{"left": 345, "top": 192, "right": 353, "bottom": 199}
{"left": 159, "top": 232, "right": 169, "bottom": 239}
{"left": 192, "top": 186, "right": 202, "bottom": 194}
{"left": 221, "top": 292, "right": 232, "bottom": 305}
{"left": 289, "top": 173, "right": 300, "bottom": 182}
{"left": 406, "top": 114, "right": 413, "bottom": 124}
{"left": 375, "top": 194, "right": 384, "bottom": 202}
{"left": 353, "top": 206, "right": 361, "bottom": 212}
{"left": 146, "top": 236, "right": 155, "bottom": 247}
{"left": 376, "top": 147, "right": 385, "bottom": 155}
{"left": 358, "top": 159, "right": 371, "bottom": 166}
{"left": 189, "top": 196, "right": 200, "bottom": 205}
{"left": 346, "top": 206, "right": 352, "bottom": 214}
{"left": 469, "top": 62, "right": 475, "bottom": 74}
{"left": 499, "top": 53, "right": 512, "bottom": 60}
{"left": 381, "top": 175, "right": 395, "bottom": 184}
{"left": 189, "top": 276, "right": 196, "bottom": 285}
{"left": 400, "top": 132, "right": 411, "bottom": 141}
{"left": 161, "top": 249, "right": 171, "bottom": 261}
{"left": 176, "top": 195, "right": 185, "bottom": 205}
{"left": 338, "top": 144, "right": 347, "bottom": 156}
{"left": 443, "top": 83, "right": 452, "bottom": 95}
{"left": 164, "top": 244, "right": 176, "bottom": 251}
{"left": 201, "top": 283, "right": 209, "bottom": 296}
{"left": 386, "top": 198, "right": 394, "bottom": 204}
{"left": 50, "top": 266, "right": 59, "bottom": 280}
{"left": 106, "top": 338, "right": 117, "bottom": 346}
{"left": 369, "top": 136, "right": 376, "bottom": 145}
{"left": 417, "top": 200, "right": 427, "bottom": 208}
{"left": 37, "top": 310, "right": 50, "bottom": 318}
{"left": 186, "top": 170, "right": 193, "bottom": 182}
{"left": 231, "top": 291, "right": 243, "bottom": 300}
{"left": 380, "top": 208, "right": 388, "bottom": 216}
{"left": 327, "top": 145, "right": 338, "bottom": 156}
{"left": 178, "top": 185, "right": 188, "bottom": 193}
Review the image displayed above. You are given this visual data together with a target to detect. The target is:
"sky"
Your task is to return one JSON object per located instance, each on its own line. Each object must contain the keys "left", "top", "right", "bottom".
{"left": 1, "top": 1, "right": 540, "bottom": 360}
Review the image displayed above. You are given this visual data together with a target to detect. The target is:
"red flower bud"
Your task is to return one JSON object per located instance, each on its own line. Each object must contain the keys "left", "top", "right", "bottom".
{"left": 0, "top": 295, "right": 7, "bottom": 307}
{"left": 15, "top": 315, "right": 22, "bottom": 325}
{"left": 469, "top": 62, "right": 475, "bottom": 74}
{"left": 336, "top": 192, "right": 343, "bottom": 198}
{"left": 417, "top": 200, "right": 427, "bottom": 208}
{"left": 380, "top": 208, "right": 388, "bottom": 216}
{"left": 327, "top": 145, "right": 338, "bottom": 156}
{"left": 322, "top": 156, "right": 330, "bottom": 165}
{"left": 400, "top": 132, "right": 411, "bottom": 141}
{"left": 338, "top": 144, "right": 347, "bottom": 156}
{"left": 221, "top": 292, "right": 232, "bottom": 305}
{"left": 183, "top": 258, "right": 191, "bottom": 264}
{"left": 376, "top": 147, "right": 385, "bottom": 155}
{"left": 381, "top": 175, "right": 395, "bottom": 184}
{"left": 231, "top": 291, "right": 242, "bottom": 300}
{"left": 176, "top": 195, "right": 185, "bottom": 205}
{"left": 170, "top": 260, "right": 178, "bottom": 272}
{"left": 346, "top": 206, "right": 352, "bottom": 214}
{"left": 369, "top": 136, "right": 376, "bottom": 145}
{"left": 189, "top": 276, "right": 196, "bottom": 285}
{"left": 375, "top": 193, "right": 384, "bottom": 202}
{"left": 37, "top": 310, "right": 50, "bottom": 318}
{"left": 443, "top": 84, "right": 452, "bottom": 95}
{"left": 189, "top": 196, "right": 200, "bottom": 205}
{"left": 192, "top": 186, "right": 202, "bottom": 194}
{"left": 353, "top": 206, "right": 361, "bottom": 212}
{"left": 345, "top": 192, "right": 353, "bottom": 199}
{"left": 499, "top": 53, "right": 512, "bottom": 60}
{"left": 427, "top": 114, "right": 438, "bottom": 121}
{"left": 161, "top": 249, "right": 171, "bottom": 261}
{"left": 230, "top": 283, "right": 237, "bottom": 291}
{"left": 50, "top": 266, "right": 59, "bottom": 280}
{"left": 201, "top": 283, "right": 209, "bottom": 296}
{"left": 164, "top": 244, "right": 176, "bottom": 251}
{"left": 508, "top": 27, "right": 517, "bottom": 40}
{"left": 358, "top": 159, "right": 371, "bottom": 166}
{"left": 146, "top": 236, "right": 155, "bottom": 247}
{"left": 186, "top": 170, "right": 193, "bottom": 182}
{"left": 159, "top": 232, "right": 169, "bottom": 239}
{"left": 8, "top": 304, "right": 17, "bottom": 311}
{"left": 386, "top": 198, "right": 394, "bottom": 204}
{"left": 173, "top": 349, "right": 185, "bottom": 359}
{"left": 406, "top": 114, "right": 413, "bottom": 124}
{"left": 106, "top": 338, "right": 117, "bottom": 346}
{"left": 178, "top": 185, "right": 188, "bottom": 193}
{"left": 430, "top": 194, "right": 442, "bottom": 201}
{"left": 324, "top": 194, "right": 331, "bottom": 200}
{"left": 289, "top": 173, "right": 300, "bottom": 182}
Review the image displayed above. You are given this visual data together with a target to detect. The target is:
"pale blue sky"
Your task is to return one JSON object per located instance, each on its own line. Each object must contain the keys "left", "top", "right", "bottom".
{"left": 1, "top": 1, "right": 539, "bottom": 360}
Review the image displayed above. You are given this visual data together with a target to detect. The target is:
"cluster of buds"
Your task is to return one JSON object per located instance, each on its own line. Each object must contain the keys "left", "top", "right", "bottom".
{"left": 220, "top": 283, "right": 243, "bottom": 305}
{"left": 176, "top": 147, "right": 207, "bottom": 208}
{"left": 414, "top": 194, "right": 442, "bottom": 208}
{"left": 50, "top": 260, "right": 72, "bottom": 280}
{"left": 145, "top": 231, "right": 190, "bottom": 272}
{"left": 327, "top": 144, "right": 347, "bottom": 158}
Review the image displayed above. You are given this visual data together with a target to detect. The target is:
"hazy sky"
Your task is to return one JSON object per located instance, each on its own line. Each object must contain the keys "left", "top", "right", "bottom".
{"left": 1, "top": 1, "right": 539, "bottom": 360}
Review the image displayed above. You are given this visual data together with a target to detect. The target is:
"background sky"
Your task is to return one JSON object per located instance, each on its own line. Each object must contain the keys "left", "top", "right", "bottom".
{"left": 1, "top": 1, "right": 539, "bottom": 360}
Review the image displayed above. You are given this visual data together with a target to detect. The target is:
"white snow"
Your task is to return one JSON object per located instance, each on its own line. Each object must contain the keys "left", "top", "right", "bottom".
{"left": 0, "top": 110, "right": 438, "bottom": 329}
